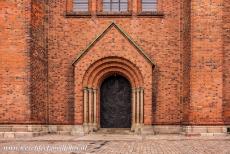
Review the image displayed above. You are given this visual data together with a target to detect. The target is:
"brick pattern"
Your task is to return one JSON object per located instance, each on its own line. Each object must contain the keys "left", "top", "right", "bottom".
{"left": 0, "top": 0, "right": 31, "bottom": 123}
{"left": 189, "top": 0, "right": 224, "bottom": 124}
{"left": 223, "top": 0, "right": 230, "bottom": 123}
{"left": 48, "top": 0, "right": 182, "bottom": 125}
{"left": 1, "top": 0, "right": 230, "bottom": 126}
{"left": 1, "top": 135, "right": 230, "bottom": 153}
{"left": 73, "top": 25, "right": 153, "bottom": 124}
{"left": 181, "top": 0, "right": 191, "bottom": 125}
{"left": 30, "top": 0, "right": 48, "bottom": 123}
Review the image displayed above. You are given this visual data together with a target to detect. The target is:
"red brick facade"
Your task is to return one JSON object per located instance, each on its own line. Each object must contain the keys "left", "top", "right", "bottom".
{"left": 0, "top": 0, "right": 230, "bottom": 134}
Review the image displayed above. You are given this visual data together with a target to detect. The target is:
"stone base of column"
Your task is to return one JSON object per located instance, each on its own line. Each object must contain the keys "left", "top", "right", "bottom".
{"left": 134, "top": 123, "right": 141, "bottom": 134}
{"left": 92, "top": 123, "right": 99, "bottom": 131}
{"left": 71, "top": 125, "right": 85, "bottom": 135}
{"left": 83, "top": 123, "right": 89, "bottom": 134}
{"left": 129, "top": 124, "right": 156, "bottom": 134}
{"left": 132, "top": 124, "right": 155, "bottom": 135}
{"left": 140, "top": 125, "right": 155, "bottom": 135}
{"left": 88, "top": 123, "right": 95, "bottom": 133}
{"left": 131, "top": 124, "right": 136, "bottom": 132}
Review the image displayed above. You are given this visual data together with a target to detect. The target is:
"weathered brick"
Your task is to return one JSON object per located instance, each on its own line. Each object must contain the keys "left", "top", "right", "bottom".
{"left": 0, "top": 0, "right": 229, "bottom": 129}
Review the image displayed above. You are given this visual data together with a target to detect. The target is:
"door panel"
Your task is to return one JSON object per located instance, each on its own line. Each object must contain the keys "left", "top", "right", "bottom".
{"left": 100, "top": 75, "right": 131, "bottom": 128}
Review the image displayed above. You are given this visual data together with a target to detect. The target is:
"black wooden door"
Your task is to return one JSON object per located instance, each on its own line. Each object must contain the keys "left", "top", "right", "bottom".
{"left": 100, "top": 75, "right": 131, "bottom": 128}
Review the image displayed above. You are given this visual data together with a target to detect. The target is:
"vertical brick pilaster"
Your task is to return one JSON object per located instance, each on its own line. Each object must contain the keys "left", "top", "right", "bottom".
{"left": 189, "top": 0, "right": 224, "bottom": 125}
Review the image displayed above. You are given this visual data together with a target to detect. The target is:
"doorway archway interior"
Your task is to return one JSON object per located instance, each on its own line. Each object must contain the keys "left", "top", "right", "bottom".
{"left": 100, "top": 75, "right": 131, "bottom": 128}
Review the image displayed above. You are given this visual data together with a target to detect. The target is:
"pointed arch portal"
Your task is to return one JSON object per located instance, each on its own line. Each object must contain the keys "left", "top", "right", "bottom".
{"left": 73, "top": 22, "right": 154, "bottom": 133}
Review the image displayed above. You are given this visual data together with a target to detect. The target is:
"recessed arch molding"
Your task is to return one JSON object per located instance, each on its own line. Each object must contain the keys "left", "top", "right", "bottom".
{"left": 78, "top": 57, "right": 147, "bottom": 133}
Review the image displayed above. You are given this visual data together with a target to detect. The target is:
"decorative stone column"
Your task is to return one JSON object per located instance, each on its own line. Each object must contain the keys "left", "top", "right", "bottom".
{"left": 132, "top": 87, "right": 144, "bottom": 133}
{"left": 83, "top": 88, "right": 89, "bottom": 132}
{"left": 131, "top": 89, "right": 136, "bottom": 131}
{"left": 88, "top": 88, "right": 93, "bottom": 127}
{"left": 136, "top": 88, "right": 140, "bottom": 125}
{"left": 83, "top": 87, "right": 98, "bottom": 133}
{"left": 140, "top": 88, "right": 144, "bottom": 124}
{"left": 84, "top": 87, "right": 144, "bottom": 134}
{"left": 93, "top": 89, "right": 97, "bottom": 129}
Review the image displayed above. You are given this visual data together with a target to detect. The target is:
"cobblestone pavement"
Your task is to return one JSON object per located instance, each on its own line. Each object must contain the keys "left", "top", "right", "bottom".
{"left": 0, "top": 134, "right": 230, "bottom": 154}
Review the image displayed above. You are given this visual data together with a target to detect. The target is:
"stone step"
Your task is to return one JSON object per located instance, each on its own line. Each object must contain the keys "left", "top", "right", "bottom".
{"left": 0, "top": 125, "right": 47, "bottom": 132}
{"left": 95, "top": 128, "right": 134, "bottom": 134}
{"left": 0, "top": 132, "right": 48, "bottom": 138}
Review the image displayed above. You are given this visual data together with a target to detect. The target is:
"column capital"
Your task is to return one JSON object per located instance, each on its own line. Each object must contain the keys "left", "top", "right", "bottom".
{"left": 88, "top": 88, "right": 93, "bottom": 93}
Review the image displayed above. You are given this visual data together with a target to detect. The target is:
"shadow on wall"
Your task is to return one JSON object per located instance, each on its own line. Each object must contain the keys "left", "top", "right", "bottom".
{"left": 152, "top": 66, "right": 159, "bottom": 124}
{"left": 66, "top": 65, "right": 75, "bottom": 124}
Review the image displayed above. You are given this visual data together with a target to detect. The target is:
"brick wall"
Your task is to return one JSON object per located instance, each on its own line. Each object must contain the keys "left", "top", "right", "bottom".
{"left": 0, "top": 0, "right": 31, "bottom": 123}
{"left": 0, "top": 0, "right": 229, "bottom": 126}
{"left": 189, "top": 0, "right": 224, "bottom": 125}
{"left": 30, "top": 0, "right": 48, "bottom": 123}
{"left": 181, "top": 0, "right": 191, "bottom": 125}
{"left": 73, "top": 25, "right": 153, "bottom": 124}
{"left": 223, "top": 0, "right": 230, "bottom": 124}
{"left": 47, "top": 0, "right": 182, "bottom": 125}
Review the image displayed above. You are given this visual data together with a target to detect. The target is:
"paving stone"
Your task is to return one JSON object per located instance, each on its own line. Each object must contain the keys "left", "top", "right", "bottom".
{"left": 0, "top": 134, "right": 229, "bottom": 153}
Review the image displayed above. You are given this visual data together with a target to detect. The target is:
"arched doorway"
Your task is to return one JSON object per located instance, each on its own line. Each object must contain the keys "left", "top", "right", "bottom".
{"left": 100, "top": 75, "right": 131, "bottom": 128}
